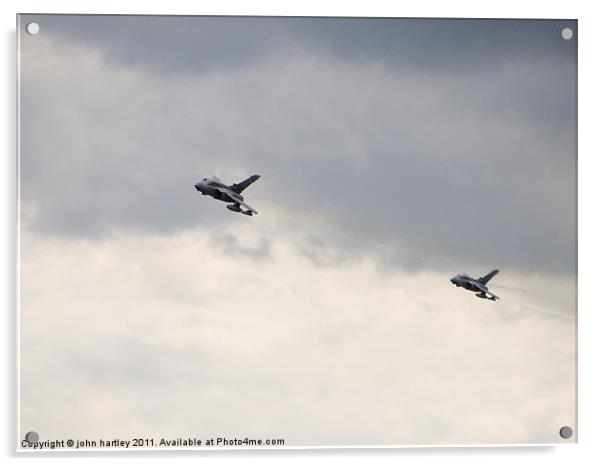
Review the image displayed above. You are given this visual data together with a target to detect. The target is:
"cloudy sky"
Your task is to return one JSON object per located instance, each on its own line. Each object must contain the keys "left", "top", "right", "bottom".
{"left": 18, "top": 15, "right": 576, "bottom": 447}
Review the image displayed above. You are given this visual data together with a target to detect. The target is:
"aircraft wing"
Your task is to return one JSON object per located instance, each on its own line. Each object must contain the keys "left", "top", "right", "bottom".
{"left": 217, "top": 188, "right": 258, "bottom": 214}
{"left": 230, "top": 174, "right": 261, "bottom": 194}
{"left": 215, "top": 186, "right": 243, "bottom": 202}
{"left": 474, "top": 282, "right": 499, "bottom": 300}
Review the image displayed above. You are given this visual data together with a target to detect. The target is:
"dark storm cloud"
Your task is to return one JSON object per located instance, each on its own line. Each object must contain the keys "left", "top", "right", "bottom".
{"left": 18, "top": 16, "right": 576, "bottom": 275}
{"left": 21, "top": 14, "right": 295, "bottom": 74}
{"left": 22, "top": 15, "right": 576, "bottom": 75}
{"left": 287, "top": 18, "right": 577, "bottom": 73}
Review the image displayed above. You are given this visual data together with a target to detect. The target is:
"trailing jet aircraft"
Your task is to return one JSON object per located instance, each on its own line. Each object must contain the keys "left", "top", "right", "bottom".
{"left": 450, "top": 269, "right": 500, "bottom": 301}
{"left": 194, "top": 175, "right": 260, "bottom": 216}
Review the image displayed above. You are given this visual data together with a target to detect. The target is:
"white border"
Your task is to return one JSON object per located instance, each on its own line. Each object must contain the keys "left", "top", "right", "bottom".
{"left": 4, "top": 1, "right": 602, "bottom": 465}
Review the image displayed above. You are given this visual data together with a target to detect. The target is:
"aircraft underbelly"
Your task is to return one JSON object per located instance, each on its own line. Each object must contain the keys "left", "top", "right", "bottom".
{"left": 212, "top": 191, "right": 243, "bottom": 203}
{"left": 210, "top": 191, "right": 228, "bottom": 202}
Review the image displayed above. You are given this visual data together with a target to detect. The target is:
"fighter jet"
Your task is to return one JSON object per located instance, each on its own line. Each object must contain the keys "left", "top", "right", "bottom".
{"left": 450, "top": 269, "right": 500, "bottom": 301}
{"left": 194, "top": 175, "right": 260, "bottom": 216}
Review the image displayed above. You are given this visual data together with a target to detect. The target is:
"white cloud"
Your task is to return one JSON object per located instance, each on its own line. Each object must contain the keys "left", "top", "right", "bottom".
{"left": 19, "top": 227, "right": 575, "bottom": 445}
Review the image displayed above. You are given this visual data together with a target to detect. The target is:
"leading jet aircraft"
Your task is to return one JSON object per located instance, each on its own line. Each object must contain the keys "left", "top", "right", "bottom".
{"left": 450, "top": 269, "right": 500, "bottom": 301}
{"left": 194, "top": 175, "right": 260, "bottom": 216}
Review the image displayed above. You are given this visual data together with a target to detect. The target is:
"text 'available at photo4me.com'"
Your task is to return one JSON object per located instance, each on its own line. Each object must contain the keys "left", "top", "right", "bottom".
{"left": 21, "top": 435, "right": 286, "bottom": 450}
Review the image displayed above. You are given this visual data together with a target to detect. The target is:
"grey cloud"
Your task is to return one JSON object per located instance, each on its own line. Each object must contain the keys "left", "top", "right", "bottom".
{"left": 210, "top": 232, "right": 271, "bottom": 260}
{"left": 21, "top": 14, "right": 296, "bottom": 75}
{"left": 297, "top": 236, "right": 357, "bottom": 268}
{"left": 21, "top": 15, "right": 576, "bottom": 76}
{"left": 18, "top": 16, "right": 576, "bottom": 276}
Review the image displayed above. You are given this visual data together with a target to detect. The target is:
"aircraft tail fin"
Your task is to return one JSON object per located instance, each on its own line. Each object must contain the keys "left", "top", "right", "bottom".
{"left": 478, "top": 269, "right": 499, "bottom": 285}
{"left": 230, "top": 175, "right": 260, "bottom": 193}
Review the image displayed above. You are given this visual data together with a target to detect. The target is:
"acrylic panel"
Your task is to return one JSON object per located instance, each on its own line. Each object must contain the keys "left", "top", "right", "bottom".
{"left": 17, "top": 14, "right": 577, "bottom": 450}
